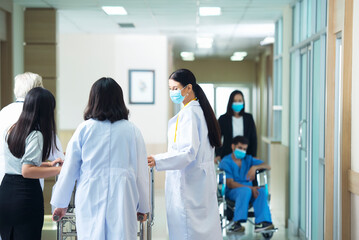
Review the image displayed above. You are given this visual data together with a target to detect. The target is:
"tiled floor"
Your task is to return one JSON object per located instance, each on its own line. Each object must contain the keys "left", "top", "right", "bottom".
{"left": 42, "top": 189, "right": 301, "bottom": 240}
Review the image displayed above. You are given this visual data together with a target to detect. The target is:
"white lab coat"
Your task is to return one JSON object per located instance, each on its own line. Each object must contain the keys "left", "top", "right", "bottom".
{"left": 0, "top": 100, "right": 64, "bottom": 188}
{"left": 51, "top": 119, "right": 150, "bottom": 240}
{"left": 154, "top": 100, "right": 222, "bottom": 240}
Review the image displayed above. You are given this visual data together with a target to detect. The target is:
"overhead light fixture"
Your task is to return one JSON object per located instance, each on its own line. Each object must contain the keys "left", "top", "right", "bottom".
{"left": 197, "top": 37, "right": 213, "bottom": 49}
{"left": 230, "top": 51, "right": 247, "bottom": 61}
{"left": 233, "top": 52, "right": 248, "bottom": 57}
{"left": 102, "top": 6, "right": 128, "bottom": 15}
{"left": 180, "top": 52, "right": 195, "bottom": 61}
{"left": 230, "top": 55, "right": 244, "bottom": 61}
{"left": 260, "top": 37, "right": 275, "bottom": 45}
{"left": 199, "top": 7, "right": 221, "bottom": 16}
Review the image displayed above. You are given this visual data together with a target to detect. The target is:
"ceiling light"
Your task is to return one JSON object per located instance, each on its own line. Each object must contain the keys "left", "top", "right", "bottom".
{"left": 260, "top": 37, "right": 275, "bottom": 45}
{"left": 102, "top": 6, "right": 127, "bottom": 15}
{"left": 199, "top": 7, "right": 221, "bottom": 16}
{"left": 180, "top": 52, "right": 195, "bottom": 61}
{"left": 233, "top": 52, "right": 248, "bottom": 57}
{"left": 197, "top": 37, "right": 213, "bottom": 49}
{"left": 230, "top": 55, "right": 244, "bottom": 61}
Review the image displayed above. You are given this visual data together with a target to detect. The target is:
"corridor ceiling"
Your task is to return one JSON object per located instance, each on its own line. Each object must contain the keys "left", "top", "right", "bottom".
{"left": 14, "top": 0, "right": 294, "bottom": 59}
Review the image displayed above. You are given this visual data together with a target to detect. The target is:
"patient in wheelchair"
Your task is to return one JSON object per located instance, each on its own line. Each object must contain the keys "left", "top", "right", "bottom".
{"left": 219, "top": 136, "right": 275, "bottom": 233}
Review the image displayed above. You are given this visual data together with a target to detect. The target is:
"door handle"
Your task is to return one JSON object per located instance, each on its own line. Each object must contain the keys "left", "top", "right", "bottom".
{"left": 298, "top": 119, "right": 307, "bottom": 151}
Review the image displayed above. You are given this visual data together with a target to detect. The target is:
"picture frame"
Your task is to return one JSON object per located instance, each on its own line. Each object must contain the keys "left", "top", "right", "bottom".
{"left": 129, "top": 69, "right": 155, "bottom": 104}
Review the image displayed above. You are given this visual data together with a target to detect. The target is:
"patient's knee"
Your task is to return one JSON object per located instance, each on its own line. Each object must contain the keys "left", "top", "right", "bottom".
{"left": 236, "top": 187, "right": 252, "bottom": 200}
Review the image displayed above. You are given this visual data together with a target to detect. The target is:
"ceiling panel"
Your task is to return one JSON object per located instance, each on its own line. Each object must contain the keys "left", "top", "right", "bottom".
{"left": 14, "top": 0, "right": 294, "bottom": 59}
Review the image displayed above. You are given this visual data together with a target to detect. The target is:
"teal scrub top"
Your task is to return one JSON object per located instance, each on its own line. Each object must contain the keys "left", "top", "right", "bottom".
{"left": 219, "top": 153, "right": 263, "bottom": 195}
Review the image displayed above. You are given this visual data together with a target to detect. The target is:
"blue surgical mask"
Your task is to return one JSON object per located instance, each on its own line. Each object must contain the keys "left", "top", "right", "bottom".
{"left": 170, "top": 86, "right": 186, "bottom": 104}
{"left": 232, "top": 102, "right": 244, "bottom": 112}
{"left": 234, "top": 148, "right": 246, "bottom": 159}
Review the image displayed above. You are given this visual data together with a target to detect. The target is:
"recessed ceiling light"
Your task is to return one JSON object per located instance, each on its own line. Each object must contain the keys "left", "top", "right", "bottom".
{"left": 230, "top": 55, "right": 244, "bottom": 61}
{"left": 260, "top": 37, "right": 275, "bottom": 45}
{"left": 233, "top": 52, "right": 248, "bottom": 57}
{"left": 102, "top": 6, "right": 127, "bottom": 15}
{"left": 199, "top": 7, "right": 221, "bottom": 16}
{"left": 180, "top": 52, "right": 195, "bottom": 61}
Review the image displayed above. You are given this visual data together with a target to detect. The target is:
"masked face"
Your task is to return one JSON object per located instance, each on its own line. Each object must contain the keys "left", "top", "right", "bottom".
{"left": 234, "top": 148, "right": 246, "bottom": 159}
{"left": 170, "top": 86, "right": 187, "bottom": 104}
{"left": 232, "top": 102, "right": 244, "bottom": 112}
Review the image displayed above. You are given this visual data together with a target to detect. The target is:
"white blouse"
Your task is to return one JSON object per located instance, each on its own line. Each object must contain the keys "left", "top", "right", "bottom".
{"left": 232, "top": 116, "right": 244, "bottom": 137}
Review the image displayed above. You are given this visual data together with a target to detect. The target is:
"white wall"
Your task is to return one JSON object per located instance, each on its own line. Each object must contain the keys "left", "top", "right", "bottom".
{"left": 58, "top": 34, "right": 169, "bottom": 144}
{"left": 351, "top": 0, "right": 359, "bottom": 238}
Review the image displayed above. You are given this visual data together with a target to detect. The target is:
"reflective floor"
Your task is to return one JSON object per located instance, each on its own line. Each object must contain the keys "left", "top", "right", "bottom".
{"left": 42, "top": 189, "right": 301, "bottom": 240}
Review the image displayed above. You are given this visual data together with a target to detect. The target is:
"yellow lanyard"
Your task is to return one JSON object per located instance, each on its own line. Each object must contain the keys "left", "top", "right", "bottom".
{"left": 174, "top": 98, "right": 197, "bottom": 143}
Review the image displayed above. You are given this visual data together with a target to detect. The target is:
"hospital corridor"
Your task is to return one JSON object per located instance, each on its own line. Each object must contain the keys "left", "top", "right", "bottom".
{"left": 0, "top": 0, "right": 359, "bottom": 239}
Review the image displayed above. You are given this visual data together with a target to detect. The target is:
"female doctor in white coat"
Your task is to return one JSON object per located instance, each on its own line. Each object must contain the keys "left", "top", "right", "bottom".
{"left": 148, "top": 69, "right": 222, "bottom": 240}
{"left": 51, "top": 78, "right": 149, "bottom": 240}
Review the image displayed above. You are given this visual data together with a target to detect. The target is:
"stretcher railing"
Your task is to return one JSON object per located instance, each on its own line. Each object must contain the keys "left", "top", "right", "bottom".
{"left": 56, "top": 168, "right": 155, "bottom": 240}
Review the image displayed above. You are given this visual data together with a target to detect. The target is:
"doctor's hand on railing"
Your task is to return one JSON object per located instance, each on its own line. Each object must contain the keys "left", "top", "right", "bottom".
{"left": 147, "top": 156, "right": 156, "bottom": 168}
{"left": 137, "top": 212, "right": 147, "bottom": 222}
{"left": 52, "top": 207, "right": 68, "bottom": 222}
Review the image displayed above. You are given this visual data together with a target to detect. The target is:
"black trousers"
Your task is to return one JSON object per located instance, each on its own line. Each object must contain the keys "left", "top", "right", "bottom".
{"left": 0, "top": 174, "right": 44, "bottom": 240}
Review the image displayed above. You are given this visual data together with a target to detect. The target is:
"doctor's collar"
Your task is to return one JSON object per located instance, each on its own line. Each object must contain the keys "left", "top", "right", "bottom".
{"left": 16, "top": 98, "right": 25, "bottom": 103}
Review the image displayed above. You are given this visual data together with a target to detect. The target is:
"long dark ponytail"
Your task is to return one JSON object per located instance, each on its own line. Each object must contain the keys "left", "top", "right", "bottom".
{"left": 169, "top": 69, "right": 221, "bottom": 148}
{"left": 7, "top": 87, "right": 57, "bottom": 161}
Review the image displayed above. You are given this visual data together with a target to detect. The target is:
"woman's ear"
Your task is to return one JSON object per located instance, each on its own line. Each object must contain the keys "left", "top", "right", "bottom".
{"left": 186, "top": 84, "right": 193, "bottom": 93}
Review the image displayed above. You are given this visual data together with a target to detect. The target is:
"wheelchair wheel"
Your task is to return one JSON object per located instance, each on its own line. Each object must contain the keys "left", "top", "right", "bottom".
{"left": 262, "top": 232, "right": 273, "bottom": 239}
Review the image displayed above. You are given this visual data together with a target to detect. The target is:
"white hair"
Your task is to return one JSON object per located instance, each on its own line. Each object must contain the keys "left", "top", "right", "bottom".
{"left": 14, "top": 72, "right": 43, "bottom": 99}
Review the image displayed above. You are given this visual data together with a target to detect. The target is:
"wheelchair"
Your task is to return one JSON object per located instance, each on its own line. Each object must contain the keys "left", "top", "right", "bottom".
{"left": 216, "top": 168, "right": 278, "bottom": 240}
{"left": 55, "top": 168, "right": 155, "bottom": 240}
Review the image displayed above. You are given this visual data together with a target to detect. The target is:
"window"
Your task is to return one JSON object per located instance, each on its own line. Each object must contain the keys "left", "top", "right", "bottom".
{"left": 199, "top": 84, "right": 252, "bottom": 119}
{"left": 273, "top": 18, "right": 283, "bottom": 141}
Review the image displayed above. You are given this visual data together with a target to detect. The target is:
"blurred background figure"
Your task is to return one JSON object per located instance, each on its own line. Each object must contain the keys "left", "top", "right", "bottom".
{"left": 215, "top": 90, "right": 257, "bottom": 163}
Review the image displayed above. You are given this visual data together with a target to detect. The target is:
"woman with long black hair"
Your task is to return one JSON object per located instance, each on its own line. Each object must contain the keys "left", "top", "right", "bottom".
{"left": 215, "top": 90, "right": 257, "bottom": 163}
{"left": 147, "top": 69, "right": 222, "bottom": 240}
{"left": 0, "top": 87, "right": 62, "bottom": 240}
{"left": 51, "top": 78, "right": 149, "bottom": 239}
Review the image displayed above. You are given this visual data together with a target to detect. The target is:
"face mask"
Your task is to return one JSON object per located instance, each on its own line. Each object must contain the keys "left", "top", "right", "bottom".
{"left": 170, "top": 86, "right": 186, "bottom": 104}
{"left": 232, "top": 102, "right": 244, "bottom": 112}
{"left": 234, "top": 148, "right": 246, "bottom": 159}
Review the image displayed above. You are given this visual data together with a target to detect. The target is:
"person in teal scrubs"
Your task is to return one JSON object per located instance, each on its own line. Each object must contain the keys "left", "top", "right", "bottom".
{"left": 219, "top": 136, "right": 274, "bottom": 233}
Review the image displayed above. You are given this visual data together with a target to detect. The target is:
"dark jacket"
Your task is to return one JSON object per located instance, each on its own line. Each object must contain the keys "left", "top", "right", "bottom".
{"left": 215, "top": 112, "right": 257, "bottom": 158}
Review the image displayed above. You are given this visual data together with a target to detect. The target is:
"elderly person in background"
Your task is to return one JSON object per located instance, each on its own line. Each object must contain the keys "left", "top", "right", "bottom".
{"left": 0, "top": 72, "right": 65, "bottom": 189}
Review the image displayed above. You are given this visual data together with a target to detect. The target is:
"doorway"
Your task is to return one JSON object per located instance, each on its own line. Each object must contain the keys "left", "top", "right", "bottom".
{"left": 289, "top": 35, "right": 326, "bottom": 240}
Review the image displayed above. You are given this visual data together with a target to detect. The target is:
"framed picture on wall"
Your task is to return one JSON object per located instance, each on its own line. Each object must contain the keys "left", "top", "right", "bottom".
{"left": 129, "top": 69, "right": 155, "bottom": 104}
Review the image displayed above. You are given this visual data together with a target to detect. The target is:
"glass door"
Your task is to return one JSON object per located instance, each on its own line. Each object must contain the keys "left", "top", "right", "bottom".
{"left": 294, "top": 40, "right": 326, "bottom": 240}
{"left": 298, "top": 46, "right": 311, "bottom": 238}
